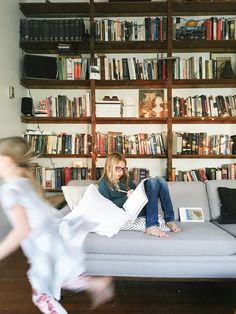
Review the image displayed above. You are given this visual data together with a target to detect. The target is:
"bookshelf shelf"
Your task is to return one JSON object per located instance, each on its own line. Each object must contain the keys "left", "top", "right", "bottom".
{"left": 38, "top": 154, "right": 91, "bottom": 158}
{"left": 94, "top": 41, "right": 167, "bottom": 53}
{"left": 173, "top": 40, "right": 236, "bottom": 53}
{"left": 95, "top": 80, "right": 167, "bottom": 89}
{"left": 172, "top": 79, "right": 236, "bottom": 88}
{"left": 172, "top": 117, "right": 236, "bottom": 124}
{"left": 21, "top": 116, "right": 91, "bottom": 124}
{"left": 173, "top": 154, "right": 236, "bottom": 159}
{"left": 19, "top": 3, "right": 90, "bottom": 17}
{"left": 172, "top": 2, "right": 236, "bottom": 16}
{"left": 97, "top": 154, "right": 167, "bottom": 159}
{"left": 20, "top": 42, "right": 90, "bottom": 54}
{"left": 96, "top": 117, "right": 167, "bottom": 124}
{"left": 20, "top": 79, "right": 90, "bottom": 89}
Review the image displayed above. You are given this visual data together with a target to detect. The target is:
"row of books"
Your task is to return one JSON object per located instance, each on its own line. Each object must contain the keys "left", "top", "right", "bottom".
{"left": 96, "top": 132, "right": 167, "bottom": 155}
{"left": 174, "top": 17, "right": 236, "bottom": 41}
{"left": 31, "top": 163, "right": 150, "bottom": 189}
{"left": 43, "top": 167, "right": 90, "bottom": 190}
{"left": 20, "top": 18, "right": 86, "bottom": 42}
{"left": 97, "top": 56, "right": 167, "bottom": 80}
{"left": 34, "top": 93, "right": 91, "bottom": 118}
{"left": 94, "top": 17, "right": 167, "bottom": 42}
{"left": 24, "top": 133, "right": 92, "bottom": 155}
{"left": 58, "top": 57, "right": 90, "bottom": 80}
{"left": 173, "top": 56, "right": 219, "bottom": 80}
{"left": 172, "top": 163, "right": 236, "bottom": 182}
{"left": 203, "top": 17, "right": 236, "bottom": 41}
{"left": 172, "top": 94, "right": 236, "bottom": 117}
{"left": 173, "top": 132, "right": 235, "bottom": 155}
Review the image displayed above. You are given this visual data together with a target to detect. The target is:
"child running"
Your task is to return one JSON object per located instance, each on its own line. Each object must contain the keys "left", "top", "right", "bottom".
{"left": 0, "top": 136, "right": 114, "bottom": 314}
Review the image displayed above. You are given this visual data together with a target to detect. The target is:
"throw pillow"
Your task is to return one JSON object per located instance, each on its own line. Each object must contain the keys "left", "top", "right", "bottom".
{"left": 62, "top": 185, "right": 93, "bottom": 210}
{"left": 121, "top": 215, "right": 170, "bottom": 232}
{"left": 64, "top": 184, "right": 130, "bottom": 237}
{"left": 218, "top": 187, "right": 236, "bottom": 224}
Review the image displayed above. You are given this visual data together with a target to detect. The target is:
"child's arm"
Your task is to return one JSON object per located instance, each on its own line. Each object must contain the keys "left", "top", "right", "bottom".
{"left": 0, "top": 205, "right": 31, "bottom": 261}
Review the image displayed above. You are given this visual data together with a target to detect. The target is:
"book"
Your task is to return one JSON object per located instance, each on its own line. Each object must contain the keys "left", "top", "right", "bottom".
{"left": 122, "top": 179, "right": 148, "bottom": 222}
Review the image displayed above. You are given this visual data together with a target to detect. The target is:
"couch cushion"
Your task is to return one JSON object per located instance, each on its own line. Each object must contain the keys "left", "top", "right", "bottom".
{"left": 205, "top": 180, "right": 236, "bottom": 220}
{"left": 212, "top": 221, "right": 236, "bottom": 238}
{"left": 84, "top": 222, "right": 236, "bottom": 256}
{"left": 167, "top": 181, "right": 210, "bottom": 221}
{"left": 218, "top": 187, "right": 236, "bottom": 224}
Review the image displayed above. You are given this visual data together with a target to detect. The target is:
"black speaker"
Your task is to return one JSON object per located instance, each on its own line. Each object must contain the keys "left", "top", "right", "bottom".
{"left": 23, "top": 54, "right": 58, "bottom": 79}
{"left": 21, "top": 97, "right": 33, "bottom": 116}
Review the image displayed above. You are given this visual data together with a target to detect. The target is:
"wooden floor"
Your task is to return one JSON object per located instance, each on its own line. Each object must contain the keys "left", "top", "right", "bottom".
{"left": 0, "top": 250, "right": 236, "bottom": 314}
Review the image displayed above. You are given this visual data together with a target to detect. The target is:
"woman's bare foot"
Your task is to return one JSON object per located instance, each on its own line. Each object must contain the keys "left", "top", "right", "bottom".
{"left": 146, "top": 226, "right": 169, "bottom": 238}
{"left": 166, "top": 221, "right": 181, "bottom": 233}
{"left": 87, "top": 276, "right": 114, "bottom": 309}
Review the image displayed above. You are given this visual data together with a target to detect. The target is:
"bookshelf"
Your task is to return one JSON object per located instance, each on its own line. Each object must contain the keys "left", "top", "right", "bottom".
{"left": 19, "top": 0, "right": 236, "bottom": 184}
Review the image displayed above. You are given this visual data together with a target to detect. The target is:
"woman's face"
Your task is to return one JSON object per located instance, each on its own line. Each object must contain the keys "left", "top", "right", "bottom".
{"left": 113, "top": 160, "right": 127, "bottom": 181}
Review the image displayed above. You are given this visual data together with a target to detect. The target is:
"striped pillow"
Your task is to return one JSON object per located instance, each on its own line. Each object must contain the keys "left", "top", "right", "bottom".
{"left": 121, "top": 216, "right": 170, "bottom": 232}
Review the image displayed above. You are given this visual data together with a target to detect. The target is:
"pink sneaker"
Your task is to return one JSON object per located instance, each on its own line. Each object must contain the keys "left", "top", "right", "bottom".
{"left": 32, "top": 290, "right": 68, "bottom": 314}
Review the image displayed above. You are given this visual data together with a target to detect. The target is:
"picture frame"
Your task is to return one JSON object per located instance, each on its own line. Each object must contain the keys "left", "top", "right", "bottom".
{"left": 179, "top": 207, "right": 204, "bottom": 222}
{"left": 139, "top": 89, "right": 166, "bottom": 118}
{"left": 210, "top": 53, "right": 236, "bottom": 79}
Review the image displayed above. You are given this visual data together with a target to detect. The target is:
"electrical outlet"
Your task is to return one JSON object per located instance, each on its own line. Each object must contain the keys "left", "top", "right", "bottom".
{"left": 9, "top": 86, "right": 14, "bottom": 98}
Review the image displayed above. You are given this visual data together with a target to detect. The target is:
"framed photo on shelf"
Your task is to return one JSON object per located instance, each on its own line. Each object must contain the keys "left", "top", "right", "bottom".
{"left": 179, "top": 207, "right": 204, "bottom": 222}
{"left": 210, "top": 53, "right": 236, "bottom": 79}
{"left": 139, "top": 89, "right": 167, "bottom": 118}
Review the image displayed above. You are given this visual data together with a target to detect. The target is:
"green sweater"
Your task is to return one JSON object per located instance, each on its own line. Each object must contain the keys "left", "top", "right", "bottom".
{"left": 98, "top": 177, "right": 136, "bottom": 208}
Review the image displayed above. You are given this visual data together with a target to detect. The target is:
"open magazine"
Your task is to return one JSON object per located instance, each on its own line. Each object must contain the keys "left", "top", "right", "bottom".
{"left": 123, "top": 179, "right": 148, "bottom": 222}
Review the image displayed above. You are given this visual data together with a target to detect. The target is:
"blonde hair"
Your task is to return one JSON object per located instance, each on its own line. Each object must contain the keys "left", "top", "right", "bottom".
{"left": 100, "top": 152, "right": 129, "bottom": 189}
{"left": 0, "top": 136, "right": 44, "bottom": 198}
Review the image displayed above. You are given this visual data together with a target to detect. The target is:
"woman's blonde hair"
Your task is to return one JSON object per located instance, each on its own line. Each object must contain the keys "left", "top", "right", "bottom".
{"left": 100, "top": 152, "right": 128, "bottom": 189}
{"left": 0, "top": 136, "right": 44, "bottom": 198}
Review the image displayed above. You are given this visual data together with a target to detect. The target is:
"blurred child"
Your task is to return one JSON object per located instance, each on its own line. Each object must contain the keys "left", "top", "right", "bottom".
{"left": 0, "top": 136, "right": 114, "bottom": 314}
{"left": 99, "top": 152, "right": 181, "bottom": 238}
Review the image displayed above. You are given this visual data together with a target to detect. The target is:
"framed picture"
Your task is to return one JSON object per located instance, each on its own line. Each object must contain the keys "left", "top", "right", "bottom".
{"left": 139, "top": 89, "right": 166, "bottom": 118}
{"left": 210, "top": 53, "right": 236, "bottom": 79}
{"left": 179, "top": 207, "right": 204, "bottom": 222}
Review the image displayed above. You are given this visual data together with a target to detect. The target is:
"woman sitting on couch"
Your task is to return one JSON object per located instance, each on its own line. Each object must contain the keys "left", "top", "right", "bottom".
{"left": 98, "top": 152, "right": 181, "bottom": 238}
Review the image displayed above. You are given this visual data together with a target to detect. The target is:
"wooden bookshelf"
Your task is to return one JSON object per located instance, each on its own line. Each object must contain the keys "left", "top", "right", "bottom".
{"left": 19, "top": 0, "right": 236, "bottom": 182}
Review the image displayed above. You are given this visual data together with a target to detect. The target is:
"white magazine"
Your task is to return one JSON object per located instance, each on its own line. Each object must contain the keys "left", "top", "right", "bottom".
{"left": 123, "top": 179, "right": 148, "bottom": 222}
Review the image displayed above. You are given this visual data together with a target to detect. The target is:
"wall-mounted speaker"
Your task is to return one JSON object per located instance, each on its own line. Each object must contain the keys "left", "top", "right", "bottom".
{"left": 23, "top": 54, "right": 57, "bottom": 80}
{"left": 21, "top": 97, "right": 33, "bottom": 116}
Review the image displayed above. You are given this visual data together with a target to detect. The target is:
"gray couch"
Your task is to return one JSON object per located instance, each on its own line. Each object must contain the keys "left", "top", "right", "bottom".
{"left": 65, "top": 179, "right": 236, "bottom": 279}
{"left": 1, "top": 180, "right": 236, "bottom": 279}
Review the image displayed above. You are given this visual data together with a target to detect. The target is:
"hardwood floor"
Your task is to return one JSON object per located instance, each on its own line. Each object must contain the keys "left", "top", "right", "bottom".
{"left": 0, "top": 250, "right": 235, "bottom": 314}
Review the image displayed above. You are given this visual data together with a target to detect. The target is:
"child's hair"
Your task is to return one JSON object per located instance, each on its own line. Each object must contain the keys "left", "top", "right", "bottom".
{"left": 100, "top": 152, "right": 129, "bottom": 189}
{"left": 0, "top": 136, "right": 44, "bottom": 198}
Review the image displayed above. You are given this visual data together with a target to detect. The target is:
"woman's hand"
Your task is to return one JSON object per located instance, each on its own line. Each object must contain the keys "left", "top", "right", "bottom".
{"left": 127, "top": 189, "right": 134, "bottom": 197}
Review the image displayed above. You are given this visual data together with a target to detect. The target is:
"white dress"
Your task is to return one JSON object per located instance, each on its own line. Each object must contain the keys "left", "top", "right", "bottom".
{"left": 0, "top": 177, "right": 92, "bottom": 300}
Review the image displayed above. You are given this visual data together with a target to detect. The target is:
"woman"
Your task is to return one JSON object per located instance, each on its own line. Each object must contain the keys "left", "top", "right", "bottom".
{"left": 98, "top": 152, "right": 181, "bottom": 238}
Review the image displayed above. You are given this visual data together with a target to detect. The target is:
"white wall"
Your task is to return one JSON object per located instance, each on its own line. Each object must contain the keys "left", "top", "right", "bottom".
{"left": 0, "top": 0, "right": 26, "bottom": 138}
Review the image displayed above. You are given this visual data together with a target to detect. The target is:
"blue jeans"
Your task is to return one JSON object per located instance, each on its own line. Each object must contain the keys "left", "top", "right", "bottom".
{"left": 138, "top": 177, "right": 174, "bottom": 228}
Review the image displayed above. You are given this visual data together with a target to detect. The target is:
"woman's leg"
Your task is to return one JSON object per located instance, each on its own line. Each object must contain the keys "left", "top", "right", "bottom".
{"left": 144, "top": 178, "right": 169, "bottom": 237}
{"left": 32, "top": 289, "right": 68, "bottom": 314}
{"left": 156, "top": 177, "right": 174, "bottom": 222}
{"left": 157, "top": 177, "right": 181, "bottom": 232}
